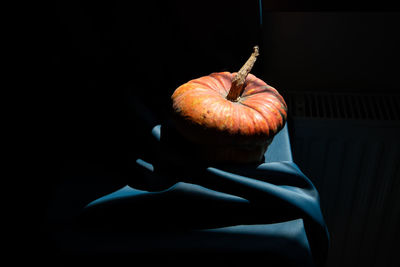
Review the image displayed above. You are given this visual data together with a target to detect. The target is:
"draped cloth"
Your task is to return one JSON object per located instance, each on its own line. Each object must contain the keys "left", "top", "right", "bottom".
{"left": 81, "top": 122, "right": 330, "bottom": 266}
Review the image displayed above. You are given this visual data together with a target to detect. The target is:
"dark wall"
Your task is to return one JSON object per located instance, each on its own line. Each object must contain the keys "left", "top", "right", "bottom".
{"left": 47, "top": 3, "right": 400, "bottom": 177}
{"left": 261, "top": 12, "right": 400, "bottom": 93}
{"left": 48, "top": 0, "right": 261, "bottom": 172}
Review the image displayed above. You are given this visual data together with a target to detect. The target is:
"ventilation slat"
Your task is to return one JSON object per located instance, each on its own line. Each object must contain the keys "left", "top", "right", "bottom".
{"left": 305, "top": 93, "right": 313, "bottom": 117}
{"left": 341, "top": 94, "right": 350, "bottom": 119}
{"left": 294, "top": 93, "right": 306, "bottom": 117}
{"left": 378, "top": 96, "right": 389, "bottom": 121}
{"left": 327, "top": 93, "right": 335, "bottom": 119}
{"left": 287, "top": 92, "right": 399, "bottom": 121}
{"left": 373, "top": 95, "right": 384, "bottom": 120}
{"left": 318, "top": 94, "right": 327, "bottom": 119}
{"left": 334, "top": 95, "right": 345, "bottom": 118}
{"left": 359, "top": 94, "right": 369, "bottom": 119}
{"left": 389, "top": 96, "right": 400, "bottom": 120}
{"left": 350, "top": 94, "right": 361, "bottom": 119}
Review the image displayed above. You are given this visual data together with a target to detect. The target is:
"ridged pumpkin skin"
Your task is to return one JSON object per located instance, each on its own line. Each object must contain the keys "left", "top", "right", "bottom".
{"left": 171, "top": 71, "right": 287, "bottom": 163}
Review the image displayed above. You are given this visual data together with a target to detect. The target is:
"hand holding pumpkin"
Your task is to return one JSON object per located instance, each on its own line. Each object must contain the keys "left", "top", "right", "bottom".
{"left": 171, "top": 46, "right": 287, "bottom": 163}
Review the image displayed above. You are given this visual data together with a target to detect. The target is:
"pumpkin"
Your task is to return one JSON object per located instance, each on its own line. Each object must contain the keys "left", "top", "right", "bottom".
{"left": 171, "top": 46, "right": 287, "bottom": 163}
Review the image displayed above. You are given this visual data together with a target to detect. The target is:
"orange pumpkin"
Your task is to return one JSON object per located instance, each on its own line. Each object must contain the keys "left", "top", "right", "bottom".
{"left": 171, "top": 46, "right": 287, "bottom": 163}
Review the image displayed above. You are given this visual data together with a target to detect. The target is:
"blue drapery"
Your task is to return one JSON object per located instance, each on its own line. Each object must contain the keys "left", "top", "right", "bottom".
{"left": 81, "top": 122, "right": 330, "bottom": 266}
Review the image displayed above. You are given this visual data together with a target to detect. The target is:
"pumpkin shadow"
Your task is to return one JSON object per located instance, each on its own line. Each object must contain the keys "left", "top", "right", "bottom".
{"left": 138, "top": 120, "right": 264, "bottom": 189}
{"left": 159, "top": 120, "right": 265, "bottom": 167}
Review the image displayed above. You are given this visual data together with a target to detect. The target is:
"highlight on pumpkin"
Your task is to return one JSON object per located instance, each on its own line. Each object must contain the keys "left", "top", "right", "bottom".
{"left": 170, "top": 45, "right": 287, "bottom": 163}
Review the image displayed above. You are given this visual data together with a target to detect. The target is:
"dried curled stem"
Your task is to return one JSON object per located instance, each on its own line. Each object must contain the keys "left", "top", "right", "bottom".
{"left": 226, "top": 46, "right": 260, "bottom": 101}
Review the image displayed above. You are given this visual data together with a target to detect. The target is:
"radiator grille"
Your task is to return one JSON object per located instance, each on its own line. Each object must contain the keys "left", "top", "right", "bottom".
{"left": 284, "top": 92, "right": 400, "bottom": 120}
{"left": 287, "top": 92, "right": 400, "bottom": 267}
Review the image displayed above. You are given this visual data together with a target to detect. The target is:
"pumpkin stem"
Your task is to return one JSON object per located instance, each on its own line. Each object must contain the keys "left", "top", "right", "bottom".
{"left": 226, "top": 46, "right": 260, "bottom": 101}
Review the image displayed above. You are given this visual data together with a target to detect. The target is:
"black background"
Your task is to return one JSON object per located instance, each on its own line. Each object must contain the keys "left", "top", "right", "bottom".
{"left": 35, "top": 0, "right": 400, "bottom": 265}
{"left": 46, "top": 1, "right": 261, "bottom": 167}
{"left": 46, "top": 1, "right": 400, "bottom": 164}
{"left": 43, "top": 1, "right": 400, "bottom": 192}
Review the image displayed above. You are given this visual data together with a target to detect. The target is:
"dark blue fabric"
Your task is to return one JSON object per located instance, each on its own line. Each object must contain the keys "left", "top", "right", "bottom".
{"left": 80, "top": 122, "right": 330, "bottom": 266}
